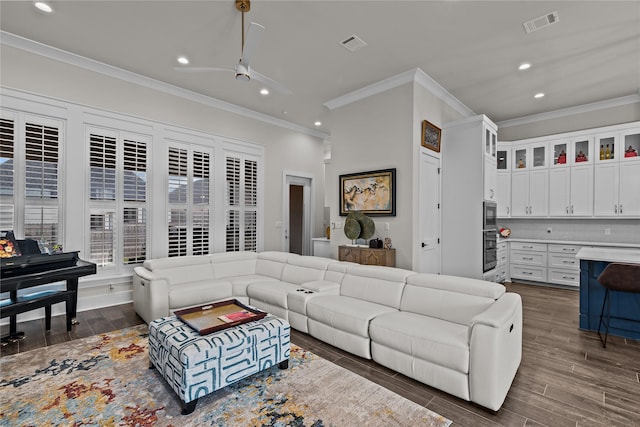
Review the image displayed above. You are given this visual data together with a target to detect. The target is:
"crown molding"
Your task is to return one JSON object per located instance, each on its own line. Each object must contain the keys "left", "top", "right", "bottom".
{"left": 323, "top": 68, "right": 475, "bottom": 119}
{"left": 497, "top": 94, "right": 640, "bottom": 129}
{"left": 0, "top": 31, "right": 329, "bottom": 140}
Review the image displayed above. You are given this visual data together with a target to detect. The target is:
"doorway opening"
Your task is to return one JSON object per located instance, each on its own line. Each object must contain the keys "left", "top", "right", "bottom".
{"left": 283, "top": 173, "right": 312, "bottom": 255}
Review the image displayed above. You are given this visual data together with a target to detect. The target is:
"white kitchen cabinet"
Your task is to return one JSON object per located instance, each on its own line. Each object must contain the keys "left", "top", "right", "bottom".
{"left": 547, "top": 244, "right": 581, "bottom": 287}
{"left": 484, "top": 155, "right": 497, "bottom": 201}
{"left": 441, "top": 115, "right": 498, "bottom": 279}
{"left": 496, "top": 171, "right": 511, "bottom": 217}
{"left": 594, "top": 128, "right": 640, "bottom": 217}
{"left": 510, "top": 142, "right": 548, "bottom": 217}
{"left": 500, "top": 121, "right": 639, "bottom": 219}
{"left": 496, "top": 144, "right": 510, "bottom": 217}
{"left": 549, "top": 137, "right": 593, "bottom": 217}
{"left": 496, "top": 240, "right": 508, "bottom": 283}
{"left": 511, "top": 168, "right": 548, "bottom": 217}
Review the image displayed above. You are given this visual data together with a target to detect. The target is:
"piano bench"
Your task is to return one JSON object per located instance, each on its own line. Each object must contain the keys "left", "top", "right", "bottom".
{"left": 0, "top": 290, "right": 76, "bottom": 332}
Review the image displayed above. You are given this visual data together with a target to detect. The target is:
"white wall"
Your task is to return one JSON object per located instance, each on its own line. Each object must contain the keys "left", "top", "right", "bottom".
{"left": 498, "top": 103, "right": 640, "bottom": 141}
{"left": 326, "top": 84, "right": 413, "bottom": 267}
{"left": 0, "top": 45, "right": 327, "bottom": 253}
{"left": 0, "top": 44, "right": 326, "bottom": 320}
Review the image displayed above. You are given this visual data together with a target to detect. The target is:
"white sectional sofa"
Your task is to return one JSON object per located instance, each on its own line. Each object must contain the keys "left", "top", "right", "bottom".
{"left": 132, "top": 250, "right": 522, "bottom": 412}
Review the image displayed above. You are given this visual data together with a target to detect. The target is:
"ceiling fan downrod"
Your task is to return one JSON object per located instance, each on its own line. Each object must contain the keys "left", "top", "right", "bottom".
{"left": 236, "top": 0, "right": 250, "bottom": 51}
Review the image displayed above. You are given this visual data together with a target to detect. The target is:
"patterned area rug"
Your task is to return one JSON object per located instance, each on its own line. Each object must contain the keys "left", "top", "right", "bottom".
{"left": 0, "top": 325, "right": 452, "bottom": 427}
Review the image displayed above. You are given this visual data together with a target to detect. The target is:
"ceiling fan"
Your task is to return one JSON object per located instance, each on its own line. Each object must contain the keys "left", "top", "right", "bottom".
{"left": 175, "top": 0, "right": 291, "bottom": 95}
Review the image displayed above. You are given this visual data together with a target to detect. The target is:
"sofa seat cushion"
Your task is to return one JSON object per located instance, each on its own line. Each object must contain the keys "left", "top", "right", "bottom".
{"left": 247, "top": 281, "right": 300, "bottom": 309}
{"left": 306, "top": 295, "right": 397, "bottom": 338}
{"left": 226, "top": 275, "right": 278, "bottom": 297}
{"left": 168, "top": 280, "right": 232, "bottom": 311}
{"left": 370, "top": 311, "right": 469, "bottom": 374}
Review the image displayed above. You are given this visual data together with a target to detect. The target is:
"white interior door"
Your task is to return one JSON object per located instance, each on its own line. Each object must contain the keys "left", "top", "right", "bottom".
{"left": 283, "top": 174, "right": 312, "bottom": 255}
{"left": 419, "top": 153, "right": 441, "bottom": 273}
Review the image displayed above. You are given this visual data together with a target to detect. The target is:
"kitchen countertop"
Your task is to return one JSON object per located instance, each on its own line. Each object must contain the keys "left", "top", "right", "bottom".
{"left": 499, "top": 237, "right": 640, "bottom": 249}
{"left": 576, "top": 247, "right": 640, "bottom": 264}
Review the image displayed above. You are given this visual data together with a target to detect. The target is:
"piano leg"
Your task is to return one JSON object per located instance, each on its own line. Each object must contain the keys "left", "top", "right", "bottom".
{"left": 1, "top": 315, "right": 26, "bottom": 346}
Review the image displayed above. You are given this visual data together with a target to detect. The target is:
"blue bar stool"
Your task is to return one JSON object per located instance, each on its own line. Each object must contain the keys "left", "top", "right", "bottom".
{"left": 597, "top": 263, "right": 640, "bottom": 348}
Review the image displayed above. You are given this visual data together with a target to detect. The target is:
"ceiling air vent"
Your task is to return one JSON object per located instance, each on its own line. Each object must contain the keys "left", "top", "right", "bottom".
{"left": 340, "top": 34, "right": 367, "bottom": 52}
{"left": 523, "top": 11, "right": 559, "bottom": 33}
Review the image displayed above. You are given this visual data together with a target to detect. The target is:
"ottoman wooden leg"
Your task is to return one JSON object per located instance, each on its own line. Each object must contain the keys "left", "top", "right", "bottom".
{"left": 278, "top": 359, "right": 289, "bottom": 369}
{"left": 181, "top": 399, "right": 198, "bottom": 415}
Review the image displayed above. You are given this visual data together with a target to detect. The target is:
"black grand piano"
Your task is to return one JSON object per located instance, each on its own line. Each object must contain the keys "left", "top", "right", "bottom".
{"left": 1, "top": 236, "right": 96, "bottom": 345}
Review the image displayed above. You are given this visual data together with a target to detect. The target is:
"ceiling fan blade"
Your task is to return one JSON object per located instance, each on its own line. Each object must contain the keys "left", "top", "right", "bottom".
{"left": 173, "top": 67, "right": 234, "bottom": 73}
{"left": 240, "top": 22, "right": 264, "bottom": 66}
{"left": 251, "top": 69, "right": 292, "bottom": 95}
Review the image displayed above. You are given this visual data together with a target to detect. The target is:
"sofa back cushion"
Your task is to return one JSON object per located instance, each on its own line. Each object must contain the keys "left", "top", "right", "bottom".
{"left": 153, "top": 263, "right": 215, "bottom": 286}
{"left": 210, "top": 251, "right": 258, "bottom": 279}
{"left": 142, "top": 254, "right": 210, "bottom": 271}
{"left": 340, "top": 265, "right": 415, "bottom": 309}
{"left": 402, "top": 274, "right": 506, "bottom": 325}
{"left": 281, "top": 256, "right": 336, "bottom": 284}
{"left": 255, "top": 251, "right": 294, "bottom": 280}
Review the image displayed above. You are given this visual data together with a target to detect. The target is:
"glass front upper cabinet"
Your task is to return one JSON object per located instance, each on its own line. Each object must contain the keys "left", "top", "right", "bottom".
{"left": 571, "top": 136, "right": 593, "bottom": 165}
{"left": 497, "top": 148, "right": 509, "bottom": 170}
{"left": 513, "top": 142, "right": 546, "bottom": 170}
{"left": 551, "top": 140, "right": 569, "bottom": 167}
{"left": 485, "top": 126, "right": 497, "bottom": 159}
{"left": 595, "top": 132, "right": 617, "bottom": 163}
{"left": 621, "top": 130, "right": 640, "bottom": 161}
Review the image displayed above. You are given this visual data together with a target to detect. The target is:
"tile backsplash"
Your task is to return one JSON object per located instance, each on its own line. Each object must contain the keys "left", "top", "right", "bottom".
{"left": 497, "top": 218, "right": 640, "bottom": 244}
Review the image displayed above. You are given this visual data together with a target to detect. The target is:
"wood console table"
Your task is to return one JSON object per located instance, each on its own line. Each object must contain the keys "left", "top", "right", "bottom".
{"left": 338, "top": 245, "right": 396, "bottom": 267}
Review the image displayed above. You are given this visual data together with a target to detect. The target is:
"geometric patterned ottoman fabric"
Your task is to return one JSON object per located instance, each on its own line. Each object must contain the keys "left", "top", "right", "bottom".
{"left": 148, "top": 314, "right": 290, "bottom": 410}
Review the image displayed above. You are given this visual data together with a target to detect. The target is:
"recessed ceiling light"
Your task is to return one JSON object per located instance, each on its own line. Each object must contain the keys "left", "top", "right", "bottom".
{"left": 34, "top": 1, "right": 53, "bottom": 13}
{"left": 534, "top": 92, "right": 545, "bottom": 99}
{"left": 518, "top": 63, "right": 531, "bottom": 71}
{"left": 260, "top": 88, "right": 269, "bottom": 96}
{"left": 177, "top": 56, "right": 189, "bottom": 65}
{"left": 314, "top": 121, "right": 322, "bottom": 127}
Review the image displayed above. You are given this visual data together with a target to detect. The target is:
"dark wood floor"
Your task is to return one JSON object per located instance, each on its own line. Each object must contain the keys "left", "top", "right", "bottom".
{"left": 2, "top": 282, "right": 639, "bottom": 426}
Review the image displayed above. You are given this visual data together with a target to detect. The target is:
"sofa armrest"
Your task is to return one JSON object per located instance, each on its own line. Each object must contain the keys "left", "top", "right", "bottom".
{"left": 468, "top": 293, "right": 522, "bottom": 411}
{"left": 132, "top": 267, "right": 170, "bottom": 324}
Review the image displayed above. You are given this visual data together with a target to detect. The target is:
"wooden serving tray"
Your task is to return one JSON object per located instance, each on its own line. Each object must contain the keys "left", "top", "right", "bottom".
{"left": 174, "top": 299, "right": 267, "bottom": 335}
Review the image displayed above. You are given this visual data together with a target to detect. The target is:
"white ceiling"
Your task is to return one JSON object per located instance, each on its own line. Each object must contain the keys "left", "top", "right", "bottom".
{"left": 1, "top": 1, "right": 639, "bottom": 136}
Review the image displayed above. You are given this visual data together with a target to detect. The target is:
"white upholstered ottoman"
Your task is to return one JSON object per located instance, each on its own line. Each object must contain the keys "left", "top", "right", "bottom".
{"left": 148, "top": 314, "right": 290, "bottom": 414}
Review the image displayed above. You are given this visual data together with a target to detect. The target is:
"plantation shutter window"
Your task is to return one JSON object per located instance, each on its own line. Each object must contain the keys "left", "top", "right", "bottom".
{"left": 167, "top": 144, "right": 212, "bottom": 257}
{"left": 168, "top": 147, "right": 188, "bottom": 204}
{"left": 87, "top": 126, "right": 149, "bottom": 273}
{"left": 123, "top": 207, "right": 146, "bottom": 264}
{"left": 25, "top": 122, "right": 59, "bottom": 199}
{"left": 90, "top": 211, "right": 115, "bottom": 267}
{"left": 123, "top": 140, "right": 147, "bottom": 202}
{"left": 168, "top": 208, "right": 187, "bottom": 257}
{"left": 89, "top": 134, "right": 117, "bottom": 200}
{"left": 0, "top": 118, "right": 15, "bottom": 197}
{"left": 225, "top": 154, "right": 260, "bottom": 252}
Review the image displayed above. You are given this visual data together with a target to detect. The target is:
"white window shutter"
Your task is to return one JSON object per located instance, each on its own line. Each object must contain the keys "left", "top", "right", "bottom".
{"left": 0, "top": 118, "right": 15, "bottom": 197}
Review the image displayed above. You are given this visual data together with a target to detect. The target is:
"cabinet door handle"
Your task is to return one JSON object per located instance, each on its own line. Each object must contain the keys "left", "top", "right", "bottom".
{"left": 566, "top": 206, "right": 569, "bottom": 214}
{"left": 562, "top": 248, "right": 575, "bottom": 252}
{"left": 615, "top": 204, "right": 618, "bottom": 214}
{"left": 571, "top": 205, "right": 574, "bottom": 214}
{"left": 523, "top": 245, "right": 534, "bottom": 249}
{"left": 523, "top": 271, "right": 533, "bottom": 275}
{"left": 562, "top": 275, "right": 575, "bottom": 280}
{"left": 562, "top": 260, "right": 575, "bottom": 264}
{"left": 507, "top": 206, "right": 510, "bottom": 215}
{"left": 620, "top": 204, "right": 623, "bottom": 214}
{"left": 523, "top": 257, "right": 534, "bottom": 261}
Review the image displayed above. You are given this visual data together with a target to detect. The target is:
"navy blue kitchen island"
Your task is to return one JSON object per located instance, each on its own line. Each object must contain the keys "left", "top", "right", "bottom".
{"left": 577, "top": 247, "right": 640, "bottom": 341}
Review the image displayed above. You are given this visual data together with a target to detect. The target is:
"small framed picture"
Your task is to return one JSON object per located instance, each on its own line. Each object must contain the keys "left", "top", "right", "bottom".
{"left": 421, "top": 120, "right": 441, "bottom": 153}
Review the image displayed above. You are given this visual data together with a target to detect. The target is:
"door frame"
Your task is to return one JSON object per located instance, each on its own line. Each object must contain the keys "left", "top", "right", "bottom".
{"left": 282, "top": 171, "right": 314, "bottom": 255}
